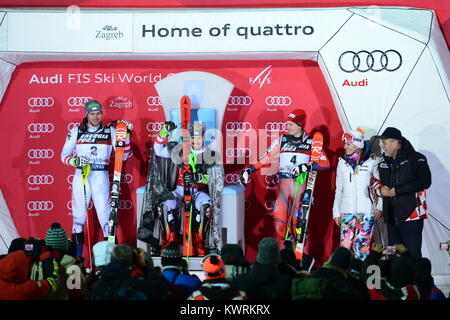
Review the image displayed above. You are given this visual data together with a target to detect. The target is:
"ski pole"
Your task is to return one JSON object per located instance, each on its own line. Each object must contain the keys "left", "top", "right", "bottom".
{"left": 285, "top": 172, "right": 307, "bottom": 240}
{"left": 82, "top": 164, "right": 92, "bottom": 271}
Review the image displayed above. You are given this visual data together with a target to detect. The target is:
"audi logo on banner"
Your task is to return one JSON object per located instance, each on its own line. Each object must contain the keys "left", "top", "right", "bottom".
{"left": 146, "top": 122, "right": 164, "bottom": 132}
{"left": 146, "top": 96, "right": 162, "bottom": 106}
{"left": 265, "top": 122, "right": 288, "bottom": 132}
{"left": 67, "top": 123, "right": 80, "bottom": 131}
{"left": 28, "top": 123, "right": 55, "bottom": 133}
{"left": 67, "top": 174, "right": 74, "bottom": 184}
{"left": 28, "top": 97, "right": 55, "bottom": 107}
{"left": 265, "top": 175, "right": 280, "bottom": 185}
{"left": 119, "top": 200, "right": 133, "bottom": 210}
{"left": 109, "top": 173, "right": 133, "bottom": 184}
{"left": 265, "top": 96, "right": 292, "bottom": 106}
{"left": 28, "top": 149, "right": 54, "bottom": 159}
{"left": 244, "top": 200, "right": 251, "bottom": 210}
{"left": 27, "top": 201, "right": 54, "bottom": 211}
{"left": 67, "top": 97, "right": 93, "bottom": 107}
{"left": 227, "top": 96, "right": 252, "bottom": 106}
{"left": 265, "top": 200, "right": 277, "bottom": 210}
{"left": 338, "top": 50, "right": 402, "bottom": 73}
{"left": 27, "top": 175, "right": 54, "bottom": 185}
{"left": 226, "top": 148, "right": 251, "bottom": 158}
{"left": 225, "top": 174, "right": 240, "bottom": 184}
{"left": 225, "top": 122, "right": 252, "bottom": 132}
{"left": 67, "top": 200, "right": 93, "bottom": 210}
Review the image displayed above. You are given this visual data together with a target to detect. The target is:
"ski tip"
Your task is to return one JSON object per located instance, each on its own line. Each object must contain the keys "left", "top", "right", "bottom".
{"left": 181, "top": 95, "right": 191, "bottom": 105}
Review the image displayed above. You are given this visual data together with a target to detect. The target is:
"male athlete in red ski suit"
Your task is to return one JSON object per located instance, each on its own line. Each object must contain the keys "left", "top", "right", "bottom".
{"left": 239, "top": 109, "right": 330, "bottom": 249}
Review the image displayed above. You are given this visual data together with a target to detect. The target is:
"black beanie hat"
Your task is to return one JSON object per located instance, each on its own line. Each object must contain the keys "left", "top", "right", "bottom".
{"left": 329, "top": 247, "right": 353, "bottom": 270}
{"left": 8, "top": 237, "right": 26, "bottom": 254}
{"left": 161, "top": 242, "right": 182, "bottom": 267}
{"left": 390, "top": 256, "right": 415, "bottom": 287}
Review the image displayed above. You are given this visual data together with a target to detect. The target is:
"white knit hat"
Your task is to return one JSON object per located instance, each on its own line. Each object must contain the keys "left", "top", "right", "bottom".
{"left": 92, "top": 241, "right": 116, "bottom": 267}
{"left": 342, "top": 127, "right": 365, "bottom": 149}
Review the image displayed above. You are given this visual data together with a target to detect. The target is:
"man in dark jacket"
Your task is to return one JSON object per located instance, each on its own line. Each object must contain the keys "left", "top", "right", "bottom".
{"left": 233, "top": 237, "right": 293, "bottom": 300}
{"left": 374, "top": 127, "right": 432, "bottom": 258}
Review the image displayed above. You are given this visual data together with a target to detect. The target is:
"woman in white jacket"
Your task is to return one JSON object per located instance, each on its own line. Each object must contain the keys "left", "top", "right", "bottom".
{"left": 333, "top": 128, "right": 382, "bottom": 260}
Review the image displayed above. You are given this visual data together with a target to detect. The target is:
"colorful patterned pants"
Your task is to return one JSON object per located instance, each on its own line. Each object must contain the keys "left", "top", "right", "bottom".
{"left": 340, "top": 213, "right": 374, "bottom": 261}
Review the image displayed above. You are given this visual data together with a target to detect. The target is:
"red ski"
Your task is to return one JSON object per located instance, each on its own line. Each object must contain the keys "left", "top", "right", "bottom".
{"left": 294, "top": 131, "right": 323, "bottom": 261}
{"left": 108, "top": 121, "right": 128, "bottom": 244}
{"left": 179, "top": 96, "right": 194, "bottom": 257}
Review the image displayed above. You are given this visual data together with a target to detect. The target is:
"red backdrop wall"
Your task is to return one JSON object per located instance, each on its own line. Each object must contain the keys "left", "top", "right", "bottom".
{"left": 0, "top": 60, "right": 342, "bottom": 263}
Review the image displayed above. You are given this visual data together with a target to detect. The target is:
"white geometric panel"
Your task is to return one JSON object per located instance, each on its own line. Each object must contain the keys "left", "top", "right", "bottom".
{"left": 348, "top": 7, "right": 432, "bottom": 44}
{"left": 320, "top": 14, "right": 425, "bottom": 131}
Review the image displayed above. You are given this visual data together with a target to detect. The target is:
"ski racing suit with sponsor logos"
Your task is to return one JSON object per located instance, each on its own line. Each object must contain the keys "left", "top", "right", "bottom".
{"left": 249, "top": 132, "right": 330, "bottom": 248}
{"left": 61, "top": 124, "right": 131, "bottom": 237}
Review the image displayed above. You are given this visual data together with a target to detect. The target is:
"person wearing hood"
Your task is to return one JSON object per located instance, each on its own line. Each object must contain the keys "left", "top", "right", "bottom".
{"left": 0, "top": 250, "right": 59, "bottom": 300}
{"left": 333, "top": 127, "right": 383, "bottom": 261}
{"left": 188, "top": 254, "right": 247, "bottom": 300}
{"left": 372, "top": 127, "right": 432, "bottom": 258}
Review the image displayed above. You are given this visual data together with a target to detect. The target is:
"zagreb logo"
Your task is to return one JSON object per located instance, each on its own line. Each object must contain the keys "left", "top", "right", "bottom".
{"left": 27, "top": 175, "right": 54, "bottom": 185}
{"left": 265, "top": 122, "right": 288, "bottom": 132}
{"left": 146, "top": 96, "right": 162, "bottom": 106}
{"left": 338, "top": 50, "right": 402, "bottom": 73}
{"left": 225, "top": 122, "right": 252, "bottom": 132}
{"left": 225, "top": 174, "right": 240, "bottom": 184}
{"left": 28, "top": 123, "right": 54, "bottom": 133}
{"left": 146, "top": 122, "right": 164, "bottom": 132}
{"left": 27, "top": 201, "right": 54, "bottom": 211}
{"left": 68, "top": 97, "right": 93, "bottom": 107}
{"left": 265, "top": 96, "right": 292, "bottom": 106}
{"left": 228, "top": 96, "right": 253, "bottom": 106}
{"left": 28, "top": 149, "right": 54, "bottom": 159}
{"left": 107, "top": 96, "right": 133, "bottom": 109}
{"left": 96, "top": 25, "right": 124, "bottom": 40}
{"left": 28, "top": 97, "right": 54, "bottom": 107}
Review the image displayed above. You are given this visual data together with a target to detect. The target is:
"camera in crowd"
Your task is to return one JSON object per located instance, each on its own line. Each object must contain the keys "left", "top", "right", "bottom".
{"left": 24, "top": 237, "right": 46, "bottom": 260}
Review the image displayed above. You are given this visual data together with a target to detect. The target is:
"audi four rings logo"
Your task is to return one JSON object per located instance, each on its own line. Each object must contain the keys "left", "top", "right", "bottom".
{"left": 227, "top": 96, "right": 252, "bottom": 106}
{"left": 67, "top": 175, "right": 74, "bottom": 184}
{"left": 225, "top": 174, "right": 240, "bottom": 184}
{"left": 265, "top": 122, "right": 288, "bottom": 132}
{"left": 27, "top": 201, "right": 54, "bottom": 211}
{"left": 67, "top": 123, "right": 80, "bottom": 131}
{"left": 28, "top": 97, "right": 54, "bottom": 107}
{"left": 119, "top": 200, "right": 133, "bottom": 210}
{"left": 265, "top": 200, "right": 277, "bottom": 210}
{"left": 265, "top": 175, "right": 280, "bottom": 185}
{"left": 28, "top": 123, "right": 55, "bottom": 133}
{"left": 28, "top": 149, "right": 54, "bottom": 159}
{"left": 28, "top": 175, "right": 54, "bottom": 185}
{"left": 146, "top": 122, "right": 164, "bottom": 132}
{"left": 265, "top": 96, "right": 292, "bottom": 106}
{"left": 225, "top": 122, "right": 252, "bottom": 132}
{"left": 146, "top": 96, "right": 162, "bottom": 106}
{"left": 226, "top": 148, "right": 251, "bottom": 158}
{"left": 67, "top": 200, "right": 93, "bottom": 210}
{"left": 338, "top": 50, "right": 402, "bottom": 73}
{"left": 244, "top": 200, "right": 251, "bottom": 210}
{"left": 109, "top": 173, "right": 133, "bottom": 184}
{"left": 67, "top": 97, "right": 93, "bottom": 107}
